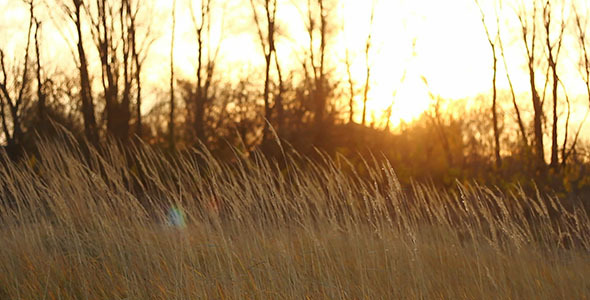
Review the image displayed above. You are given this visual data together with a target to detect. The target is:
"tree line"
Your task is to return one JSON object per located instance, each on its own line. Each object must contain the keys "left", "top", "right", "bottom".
{"left": 1, "top": 0, "right": 590, "bottom": 194}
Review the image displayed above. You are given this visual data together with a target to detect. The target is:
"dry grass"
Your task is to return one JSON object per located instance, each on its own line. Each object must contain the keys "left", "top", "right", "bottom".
{"left": 0, "top": 135, "right": 589, "bottom": 299}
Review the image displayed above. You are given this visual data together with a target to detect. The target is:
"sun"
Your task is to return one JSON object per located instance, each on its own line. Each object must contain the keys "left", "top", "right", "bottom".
{"left": 361, "top": 73, "right": 432, "bottom": 128}
{"left": 145, "top": 0, "right": 494, "bottom": 129}
{"left": 390, "top": 79, "right": 433, "bottom": 124}
{"left": 341, "top": 0, "right": 498, "bottom": 128}
{"left": 339, "top": 0, "right": 436, "bottom": 127}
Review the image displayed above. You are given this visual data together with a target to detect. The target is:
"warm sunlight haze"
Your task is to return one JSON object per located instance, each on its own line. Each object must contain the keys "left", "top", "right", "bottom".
{"left": 1, "top": 0, "right": 590, "bottom": 299}
{"left": 6, "top": 0, "right": 587, "bottom": 127}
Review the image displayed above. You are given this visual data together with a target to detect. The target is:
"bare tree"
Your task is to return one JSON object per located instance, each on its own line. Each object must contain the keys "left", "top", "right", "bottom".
{"left": 422, "top": 76, "right": 454, "bottom": 167}
{"left": 189, "top": 0, "right": 221, "bottom": 144}
{"left": 274, "top": 45, "right": 285, "bottom": 134}
{"left": 33, "top": 12, "right": 46, "bottom": 125}
{"left": 475, "top": 0, "right": 502, "bottom": 168}
{"left": 0, "top": 0, "right": 36, "bottom": 152}
{"left": 543, "top": 0, "right": 567, "bottom": 170}
{"left": 516, "top": 0, "right": 546, "bottom": 168}
{"left": 80, "top": 0, "right": 153, "bottom": 143}
{"left": 574, "top": 3, "right": 590, "bottom": 107}
{"left": 249, "top": 0, "right": 279, "bottom": 143}
{"left": 126, "top": 0, "right": 154, "bottom": 139}
{"left": 304, "top": 0, "right": 332, "bottom": 125}
{"left": 564, "top": 3, "right": 590, "bottom": 165}
{"left": 344, "top": 46, "right": 355, "bottom": 124}
{"left": 383, "top": 69, "right": 407, "bottom": 131}
{"left": 60, "top": 0, "right": 99, "bottom": 145}
{"left": 120, "top": 0, "right": 133, "bottom": 141}
{"left": 361, "top": 0, "right": 375, "bottom": 127}
{"left": 169, "top": 0, "right": 177, "bottom": 149}
{"left": 0, "top": 49, "right": 30, "bottom": 151}
{"left": 86, "top": 0, "right": 129, "bottom": 141}
{"left": 497, "top": 0, "right": 528, "bottom": 148}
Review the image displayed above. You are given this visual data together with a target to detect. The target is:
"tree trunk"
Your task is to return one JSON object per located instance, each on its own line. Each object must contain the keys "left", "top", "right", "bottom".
{"left": 518, "top": 2, "right": 545, "bottom": 169}
{"left": 361, "top": 3, "right": 375, "bottom": 127}
{"left": 549, "top": 66, "right": 559, "bottom": 170}
{"left": 274, "top": 51, "right": 284, "bottom": 134}
{"left": 74, "top": 0, "right": 98, "bottom": 145}
{"left": 262, "top": 52, "right": 272, "bottom": 143}
{"left": 531, "top": 75, "right": 545, "bottom": 167}
{"left": 33, "top": 18, "right": 45, "bottom": 126}
{"left": 491, "top": 49, "right": 501, "bottom": 168}
{"left": 345, "top": 48, "right": 355, "bottom": 124}
{"left": 169, "top": 0, "right": 176, "bottom": 149}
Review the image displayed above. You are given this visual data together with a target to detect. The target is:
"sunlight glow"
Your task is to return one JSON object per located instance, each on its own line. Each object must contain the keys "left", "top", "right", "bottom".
{"left": 338, "top": 0, "right": 493, "bottom": 125}
{"left": 144, "top": 0, "right": 495, "bottom": 126}
{"left": 1, "top": 0, "right": 588, "bottom": 131}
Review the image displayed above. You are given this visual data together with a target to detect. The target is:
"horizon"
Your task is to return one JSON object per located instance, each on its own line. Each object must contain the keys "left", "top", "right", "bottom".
{"left": 1, "top": 0, "right": 588, "bottom": 130}
{"left": 0, "top": 0, "right": 588, "bottom": 166}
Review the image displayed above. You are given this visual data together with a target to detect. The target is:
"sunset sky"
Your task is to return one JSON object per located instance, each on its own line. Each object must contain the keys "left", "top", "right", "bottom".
{"left": 1, "top": 0, "right": 589, "bottom": 131}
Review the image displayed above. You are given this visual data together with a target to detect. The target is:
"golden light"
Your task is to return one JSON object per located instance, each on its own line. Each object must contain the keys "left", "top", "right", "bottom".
{"left": 3, "top": 0, "right": 588, "bottom": 131}
{"left": 148, "top": 0, "right": 494, "bottom": 126}
{"left": 337, "top": 0, "right": 495, "bottom": 126}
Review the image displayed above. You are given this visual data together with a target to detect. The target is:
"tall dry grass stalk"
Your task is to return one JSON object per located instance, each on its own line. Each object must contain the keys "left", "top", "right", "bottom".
{"left": 0, "top": 133, "right": 589, "bottom": 299}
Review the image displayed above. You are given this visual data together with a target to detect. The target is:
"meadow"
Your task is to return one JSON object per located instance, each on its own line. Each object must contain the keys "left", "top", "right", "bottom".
{"left": 0, "top": 134, "right": 589, "bottom": 299}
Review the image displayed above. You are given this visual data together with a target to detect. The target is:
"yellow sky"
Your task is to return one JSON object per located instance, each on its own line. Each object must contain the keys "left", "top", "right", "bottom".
{"left": 147, "top": 0, "right": 497, "bottom": 124}
{"left": 0, "top": 0, "right": 589, "bottom": 134}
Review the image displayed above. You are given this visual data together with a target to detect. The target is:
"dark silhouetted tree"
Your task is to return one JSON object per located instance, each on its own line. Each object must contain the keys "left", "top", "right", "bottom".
{"left": 249, "top": 0, "right": 280, "bottom": 144}
{"left": 475, "top": 0, "right": 502, "bottom": 168}
{"left": 0, "top": 0, "right": 35, "bottom": 152}
{"left": 169, "top": 0, "right": 177, "bottom": 149}
{"left": 516, "top": 0, "right": 546, "bottom": 169}
{"left": 497, "top": 0, "right": 528, "bottom": 148}
{"left": 60, "top": 0, "right": 99, "bottom": 145}
{"left": 542, "top": 0, "right": 566, "bottom": 170}
{"left": 361, "top": 0, "right": 375, "bottom": 127}
{"left": 189, "top": 0, "right": 221, "bottom": 145}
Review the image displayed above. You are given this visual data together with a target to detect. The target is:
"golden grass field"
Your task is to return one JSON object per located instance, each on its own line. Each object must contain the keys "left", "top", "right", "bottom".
{"left": 0, "top": 135, "right": 589, "bottom": 299}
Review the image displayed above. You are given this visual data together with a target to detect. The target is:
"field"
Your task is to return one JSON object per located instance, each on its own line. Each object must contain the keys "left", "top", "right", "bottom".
{"left": 0, "top": 136, "right": 589, "bottom": 299}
